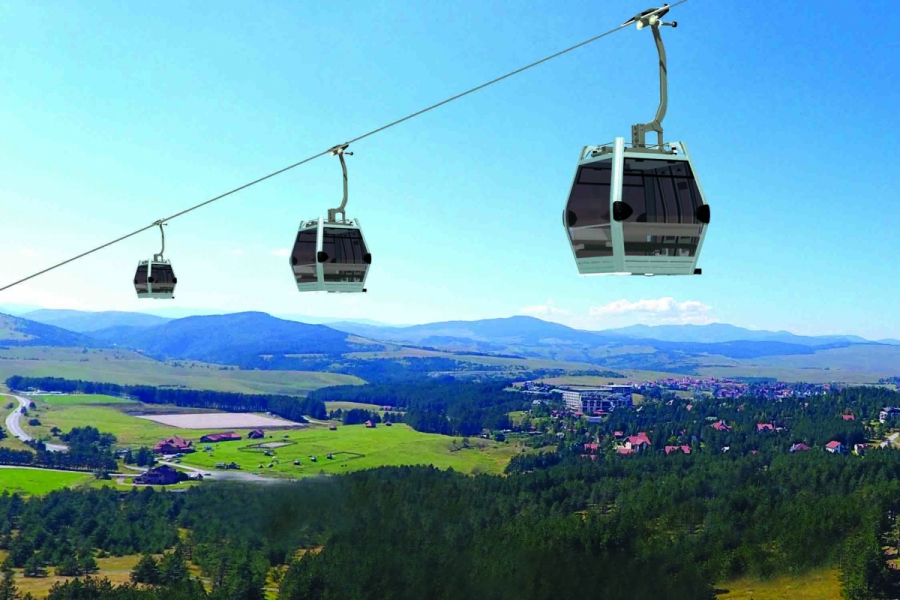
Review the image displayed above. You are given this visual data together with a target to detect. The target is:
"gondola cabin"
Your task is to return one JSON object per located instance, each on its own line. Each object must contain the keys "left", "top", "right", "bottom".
{"left": 290, "top": 216, "right": 371, "bottom": 293}
{"left": 134, "top": 259, "right": 177, "bottom": 299}
{"left": 563, "top": 137, "right": 709, "bottom": 276}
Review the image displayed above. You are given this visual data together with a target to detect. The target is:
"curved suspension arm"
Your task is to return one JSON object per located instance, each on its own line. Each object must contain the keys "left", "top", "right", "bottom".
{"left": 327, "top": 144, "right": 353, "bottom": 222}
{"left": 629, "top": 6, "right": 677, "bottom": 148}
{"left": 154, "top": 221, "right": 166, "bottom": 260}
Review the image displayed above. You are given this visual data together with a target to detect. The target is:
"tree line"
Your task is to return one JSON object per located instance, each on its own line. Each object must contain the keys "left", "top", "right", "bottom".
{"left": 309, "top": 379, "right": 527, "bottom": 436}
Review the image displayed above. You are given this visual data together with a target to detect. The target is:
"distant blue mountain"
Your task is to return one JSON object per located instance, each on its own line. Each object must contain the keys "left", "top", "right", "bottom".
{"left": 601, "top": 323, "right": 870, "bottom": 346}
{"left": 0, "top": 312, "right": 102, "bottom": 347}
{"left": 89, "top": 311, "right": 358, "bottom": 364}
{"left": 23, "top": 309, "right": 171, "bottom": 333}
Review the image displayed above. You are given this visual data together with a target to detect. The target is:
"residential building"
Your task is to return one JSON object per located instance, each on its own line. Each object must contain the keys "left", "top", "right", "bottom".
{"left": 248, "top": 429, "right": 265, "bottom": 439}
{"left": 153, "top": 437, "right": 193, "bottom": 455}
{"left": 757, "top": 423, "right": 775, "bottom": 432}
{"left": 561, "top": 386, "right": 633, "bottom": 413}
{"left": 134, "top": 465, "right": 182, "bottom": 486}
{"left": 825, "top": 441, "right": 846, "bottom": 454}
{"left": 880, "top": 407, "right": 900, "bottom": 424}
{"left": 790, "top": 443, "right": 811, "bottom": 453}
{"left": 711, "top": 420, "right": 732, "bottom": 432}
{"left": 664, "top": 445, "right": 691, "bottom": 455}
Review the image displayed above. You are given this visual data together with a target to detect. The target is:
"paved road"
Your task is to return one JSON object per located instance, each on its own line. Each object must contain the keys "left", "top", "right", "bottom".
{"left": 157, "top": 459, "right": 285, "bottom": 484}
{"left": 2, "top": 393, "right": 68, "bottom": 452}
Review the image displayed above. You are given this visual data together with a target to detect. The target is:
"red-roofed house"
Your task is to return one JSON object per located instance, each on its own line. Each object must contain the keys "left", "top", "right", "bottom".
{"left": 757, "top": 423, "right": 775, "bottom": 432}
{"left": 616, "top": 447, "right": 634, "bottom": 455}
{"left": 200, "top": 432, "right": 242, "bottom": 443}
{"left": 153, "top": 437, "right": 193, "bottom": 455}
{"left": 842, "top": 414, "right": 855, "bottom": 421}
{"left": 665, "top": 445, "right": 691, "bottom": 455}
{"left": 686, "top": 404, "right": 693, "bottom": 411}
{"left": 790, "top": 443, "right": 811, "bottom": 453}
{"left": 613, "top": 431, "right": 624, "bottom": 438}
{"left": 625, "top": 432, "right": 651, "bottom": 451}
{"left": 712, "top": 420, "right": 732, "bottom": 432}
{"left": 825, "top": 441, "right": 847, "bottom": 454}
{"left": 247, "top": 429, "right": 265, "bottom": 439}
{"left": 583, "top": 443, "right": 599, "bottom": 454}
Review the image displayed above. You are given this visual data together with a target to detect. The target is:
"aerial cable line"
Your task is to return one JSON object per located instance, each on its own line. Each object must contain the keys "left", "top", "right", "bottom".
{"left": 0, "top": 0, "right": 689, "bottom": 294}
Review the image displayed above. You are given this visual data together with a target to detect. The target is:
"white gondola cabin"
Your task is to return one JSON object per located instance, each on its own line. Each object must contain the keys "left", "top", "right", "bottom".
{"left": 289, "top": 144, "right": 371, "bottom": 293}
{"left": 563, "top": 4, "right": 710, "bottom": 276}
{"left": 290, "top": 216, "right": 371, "bottom": 293}
{"left": 564, "top": 138, "right": 709, "bottom": 276}
{"left": 135, "top": 221, "right": 177, "bottom": 299}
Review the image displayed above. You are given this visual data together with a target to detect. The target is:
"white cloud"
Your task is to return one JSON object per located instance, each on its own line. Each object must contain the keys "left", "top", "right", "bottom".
{"left": 271, "top": 248, "right": 290, "bottom": 258}
{"left": 230, "top": 248, "right": 245, "bottom": 255}
{"left": 520, "top": 299, "right": 572, "bottom": 318}
{"left": 589, "top": 297, "right": 713, "bottom": 325}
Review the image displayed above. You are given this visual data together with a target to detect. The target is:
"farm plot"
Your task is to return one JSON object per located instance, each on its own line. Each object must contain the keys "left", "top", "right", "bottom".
{"left": 138, "top": 412, "right": 302, "bottom": 429}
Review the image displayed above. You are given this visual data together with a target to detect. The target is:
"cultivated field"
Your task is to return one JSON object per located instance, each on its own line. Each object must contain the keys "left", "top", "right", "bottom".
{"left": 0, "top": 466, "right": 93, "bottom": 495}
{"left": 0, "top": 346, "right": 363, "bottom": 395}
{"left": 35, "top": 393, "right": 136, "bottom": 405}
{"left": 716, "top": 568, "right": 840, "bottom": 599}
{"left": 20, "top": 397, "right": 268, "bottom": 447}
{"left": 179, "top": 422, "right": 524, "bottom": 477}
{"left": 138, "top": 412, "right": 301, "bottom": 429}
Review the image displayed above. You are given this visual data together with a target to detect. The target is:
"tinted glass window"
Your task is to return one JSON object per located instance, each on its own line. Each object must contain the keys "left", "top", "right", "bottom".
{"left": 566, "top": 161, "right": 614, "bottom": 258}
{"left": 292, "top": 229, "right": 318, "bottom": 265}
{"left": 321, "top": 228, "right": 368, "bottom": 264}
{"left": 620, "top": 158, "right": 703, "bottom": 257}
{"left": 134, "top": 264, "right": 148, "bottom": 292}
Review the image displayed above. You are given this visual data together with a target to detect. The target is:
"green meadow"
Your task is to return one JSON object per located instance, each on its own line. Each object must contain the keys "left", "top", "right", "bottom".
{"left": 0, "top": 467, "right": 93, "bottom": 495}
{"left": 180, "top": 422, "right": 522, "bottom": 477}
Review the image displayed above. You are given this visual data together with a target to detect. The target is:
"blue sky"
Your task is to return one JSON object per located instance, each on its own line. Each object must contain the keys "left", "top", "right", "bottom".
{"left": 0, "top": 0, "right": 897, "bottom": 337}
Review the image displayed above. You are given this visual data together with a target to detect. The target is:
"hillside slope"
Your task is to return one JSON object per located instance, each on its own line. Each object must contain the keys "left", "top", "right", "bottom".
{"left": 0, "top": 313, "right": 102, "bottom": 347}
{"left": 90, "top": 311, "right": 362, "bottom": 364}
{"left": 23, "top": 309, "right": 171, "bottom": 332}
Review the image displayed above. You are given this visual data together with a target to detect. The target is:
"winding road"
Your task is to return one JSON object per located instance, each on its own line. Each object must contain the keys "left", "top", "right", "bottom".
{"left": 2, "top": 393, "right": 68, "bottom": 452}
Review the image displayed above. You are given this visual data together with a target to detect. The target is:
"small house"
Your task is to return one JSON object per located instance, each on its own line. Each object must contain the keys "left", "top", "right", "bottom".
{"left": 248, "top": 429, "right": 265, "bottom": 439}
{"left": 711, "top": 420, "right": 732, "bottom": 432}
{"left": 757, "top": 423, "right": 775, "bottom": 433}
{"left": 134, "top": 465, "right": 183, "bottom": 486}
{"left": 153, "top": 437, "right": 194, "bottom": 455}
{"left": 790, "top": 443, "right": 811, "bottom": 453}
{"left": 825, "top": 441, "right": 847, "bottom": 454}
{"left": 664, "top": 445, "right": 691, "bottom": 455}
{"left": 842, "top": 414, "right": 855, "bottom": 421}
{"left": 200, "top": 432, "right": 242, "bottom": 443}
{"left": 365, "top": 420, "right": 376, "bottom": 428}
{"left": 329, "top": 424, "right": 338, "bottom": 431}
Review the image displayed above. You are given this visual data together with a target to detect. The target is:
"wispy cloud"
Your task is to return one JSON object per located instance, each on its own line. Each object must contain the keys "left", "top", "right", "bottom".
{"left": 230, "top": 248, "right": 245, "bottom": 255}
{"left": 271, "top": 248, "right": 290, "bottom": 258}
{"left": 518, "top": 297, "right": 714, "bottom": 328}
{"left": 589, "top": 297, "right": 713, "bottom": 325}
{"left": 520, "top": 299, "right": 572, "bottom": 318}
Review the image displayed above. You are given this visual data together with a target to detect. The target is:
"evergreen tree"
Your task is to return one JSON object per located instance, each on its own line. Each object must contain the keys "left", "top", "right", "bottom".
{"left": 159, "top": 548, "right": 189, "bottom": 586}
{"left": 22, "top": 556, "right": 45, "bottom": 579}
{"left": 131, "top": 554, "right": 161, "bottom": 586}
{"left": 0, "top": 556, "right": 18, "bottom": 600}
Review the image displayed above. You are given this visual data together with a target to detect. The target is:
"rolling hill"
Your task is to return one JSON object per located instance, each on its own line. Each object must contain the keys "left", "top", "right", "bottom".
{"left": 89, "top": 311, "right": 367, "bottom": 364}
{"left": 23, "top": 309, "right": 171, "bottom": 332}
{"left": 0, "top": 312, "right": 102, "bottom": 347}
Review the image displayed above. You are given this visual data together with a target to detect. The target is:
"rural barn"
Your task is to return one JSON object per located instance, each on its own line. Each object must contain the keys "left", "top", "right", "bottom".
{"left": 200, "top": 431, "right": 243, "bottom": 443}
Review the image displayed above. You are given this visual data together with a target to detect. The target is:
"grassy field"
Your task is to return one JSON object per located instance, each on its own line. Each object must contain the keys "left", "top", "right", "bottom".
{"left": 0, "top": 346, "right": 363, "bottom": 395}
{"left": 180, "top": 423, "right": 524, "bottom": 477}
{"left": 0, "top": 467, "right": 94, "bottom": 495}
{"left": 716, "top": 568, "right": 841, "bottom": 600}
{"left": 21, "top": 398, "right": 295, "bottom": 447}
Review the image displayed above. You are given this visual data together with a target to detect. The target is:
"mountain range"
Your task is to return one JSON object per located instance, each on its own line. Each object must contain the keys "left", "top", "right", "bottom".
{"left": 2, "top": 308, "right": 898, "bottom": 376}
